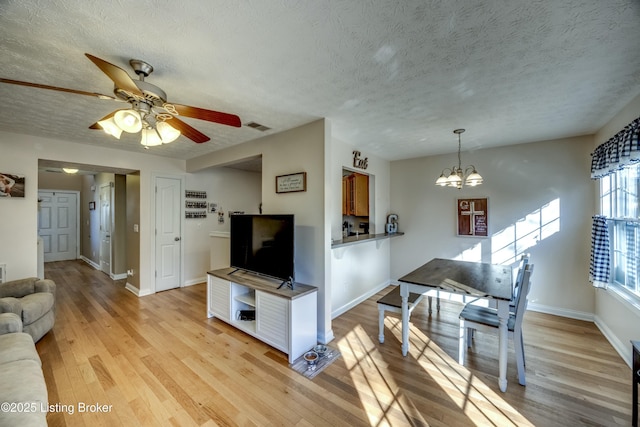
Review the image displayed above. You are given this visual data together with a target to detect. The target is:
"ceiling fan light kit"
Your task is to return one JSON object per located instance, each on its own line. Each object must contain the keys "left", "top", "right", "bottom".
{"left": 435, "top": 129, "right": 483, "bottom": 189}
{"left": 140, "top": 128, "right": 163, "bottom": 147}
{"left": 156, "top": 121, "right": 180, "bottom": 143}
{"left": 0, "top": 53, "right": 243, "bottom": 148}
{"left": 113, "top": 109, "right": 142, "bottom": 133}
{"left": 97, "top": 117, "right": 123, "bottom": 139}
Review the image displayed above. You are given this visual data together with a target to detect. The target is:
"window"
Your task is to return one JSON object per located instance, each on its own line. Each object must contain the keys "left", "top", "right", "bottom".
{"left": 599, "top": 164, "right": 640, "bottom": 300}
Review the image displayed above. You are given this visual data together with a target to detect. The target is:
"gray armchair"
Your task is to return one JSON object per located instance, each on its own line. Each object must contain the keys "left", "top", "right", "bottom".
{"left": 0, "top": 277, "right": 55, "bottom": 342}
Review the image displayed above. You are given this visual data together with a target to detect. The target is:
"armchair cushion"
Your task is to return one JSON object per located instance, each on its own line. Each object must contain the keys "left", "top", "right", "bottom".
{"left": 20, "top": 293, "right": 55, "bottom": 324}
{"left": 0, "top": 332, "right": 41, "bottom": 365}
{"left": 0, "top": 312, "right": 23, "bottom": 334}
{"left": 0, "top": 297, "right": 21, "bottom": 315}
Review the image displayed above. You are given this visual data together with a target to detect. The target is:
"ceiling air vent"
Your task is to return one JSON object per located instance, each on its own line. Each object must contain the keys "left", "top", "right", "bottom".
{"left": 246, "top": 121, "right": 271, "bottom": 132}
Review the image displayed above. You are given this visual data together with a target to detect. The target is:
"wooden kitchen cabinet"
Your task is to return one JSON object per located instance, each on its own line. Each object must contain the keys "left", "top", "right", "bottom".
{"left": 342, "top": 172, "right": 369, "bottom": 216}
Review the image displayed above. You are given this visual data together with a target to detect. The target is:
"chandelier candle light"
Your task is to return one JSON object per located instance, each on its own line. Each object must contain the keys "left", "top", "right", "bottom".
{"left": 435, "top": 129, "right": 483, "bottom": 189}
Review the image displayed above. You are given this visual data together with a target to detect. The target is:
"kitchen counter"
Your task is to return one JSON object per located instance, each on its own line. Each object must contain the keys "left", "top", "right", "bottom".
{"left": 331, "top": 232, "right": 404, "bottom": 248}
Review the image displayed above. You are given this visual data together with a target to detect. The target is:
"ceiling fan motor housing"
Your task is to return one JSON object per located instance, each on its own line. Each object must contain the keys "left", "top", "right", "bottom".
{"left": 114, "top": 80, "right": 167, "bottom": 105}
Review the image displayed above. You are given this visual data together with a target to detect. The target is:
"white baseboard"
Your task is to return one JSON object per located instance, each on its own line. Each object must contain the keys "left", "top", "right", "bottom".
{"left": 184, "top": 277, "right": 206, "bottom": 287}
{"left": 332, "top": 280, "right": 391, "bottom": 319}
{"left": 317, "top": 329, "right": 336, "bottom": 345}
{"left": 526, "top": 302, "right": 594, "bottom": 322}
{"left": 111, "top": 273, "right": 127, "bottom": 280}
{"left": 125, "top": 282, "right": 152, "bottom": 297}
{"left": 593, "top": 314, "right": 632, "bottom": 367}
{"left": 80, "top": 256, "right": 100, "bottom": 270}
{"left": 125, "top": 282, "right": 140, "bottom": 296}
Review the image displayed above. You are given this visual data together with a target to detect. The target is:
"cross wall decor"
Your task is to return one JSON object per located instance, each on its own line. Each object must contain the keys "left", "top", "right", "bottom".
{"left": 457, "top": 198, "right": 488, "bottom": 237}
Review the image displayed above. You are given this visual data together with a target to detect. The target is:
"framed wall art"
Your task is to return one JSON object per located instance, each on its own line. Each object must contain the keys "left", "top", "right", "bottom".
{"left": 0, "top": 173, "right": 25, "bottom": 198}
{"left": 276, "top": 172, "right": 307, "bottom": 194}
{"left": 457, "top": 197, "right": 488, "bottom": 237}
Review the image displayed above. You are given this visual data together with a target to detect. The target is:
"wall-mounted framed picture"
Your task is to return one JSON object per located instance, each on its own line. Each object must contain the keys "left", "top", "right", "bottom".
{"left": 276, "top": 172, "right": 307, "bottom": 194}
{"left": 0, "top": 173, "right": 25, "bottom": 198}
{"left": 89, "top": 201, "right": 96, "bottom": 210}
{"left": 457, "top": 197, "right": 488, "bottom": 237}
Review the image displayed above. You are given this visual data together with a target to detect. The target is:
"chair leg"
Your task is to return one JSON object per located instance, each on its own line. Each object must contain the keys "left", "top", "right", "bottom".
{"left": 428, "top": 296, "right": 433, "bottom": 314}
{"left": 521, "top": 332, "right": 526, "bottom": 367}
{"left": 436, "top": 290, "right": 440, "bottom": 312}
{"left": 514, "top": 329, "right": 526, "bottom": 386}
{"left": 378, "top": 306, "right": 385, "bottom": 343}
{"left": 467, "top": 327, "right": 474, "bottom": 348}
{"left": 458, "top": 320, "right": 466, "bottom": 364}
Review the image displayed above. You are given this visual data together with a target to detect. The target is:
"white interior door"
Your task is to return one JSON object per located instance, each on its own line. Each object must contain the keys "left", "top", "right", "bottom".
{"left": 155, "top": 177, "right": 182, "bottom": 292}
{"left": 99, "top": 183, "right": 112, "bottom": 275}
{"left": 38, "top": 191, "right": 78, "bottom": 262}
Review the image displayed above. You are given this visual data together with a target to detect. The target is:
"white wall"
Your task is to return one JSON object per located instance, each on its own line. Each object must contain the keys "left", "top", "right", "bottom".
{"left": 390, "top": 135, "right": 596, "bottom": 317}
{"left": 329, "top": 138, "right": 392, "bottom": 317}
{"left": 593, "top": 93, "right": 640, "bottom": 365}
{"left": 184, "top": 167, "right": 261, "bottom": 285}
{"left": 187, "top": 120, "right": 330, "bottom": 342}
{"left": 0, "top": 131, "right": 185, "bottom": 295}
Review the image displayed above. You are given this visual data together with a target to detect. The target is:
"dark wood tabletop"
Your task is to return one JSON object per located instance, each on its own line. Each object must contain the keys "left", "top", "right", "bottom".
{"left": 398, "top": 258, "right": 513, "bottom": 301}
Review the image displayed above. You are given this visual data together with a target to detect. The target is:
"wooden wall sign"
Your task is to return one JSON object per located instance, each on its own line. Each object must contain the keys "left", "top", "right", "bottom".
{"left": 457, "top": 198, "right": 488, "bottom": 237}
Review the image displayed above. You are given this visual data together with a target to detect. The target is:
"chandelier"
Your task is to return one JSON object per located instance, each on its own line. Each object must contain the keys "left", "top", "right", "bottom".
{"left": 435, "top": 129, "right": 483, "bottom": 189}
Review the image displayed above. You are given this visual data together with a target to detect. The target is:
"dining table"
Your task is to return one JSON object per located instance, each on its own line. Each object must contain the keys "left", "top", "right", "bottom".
{"left": 397, "top": 258, "right": 513, "bottom": 392}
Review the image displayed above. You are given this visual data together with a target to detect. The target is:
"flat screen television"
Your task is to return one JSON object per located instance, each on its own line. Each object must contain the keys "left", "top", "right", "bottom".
{"left": 230, "top": 214, "right": 295, "bottom": 283}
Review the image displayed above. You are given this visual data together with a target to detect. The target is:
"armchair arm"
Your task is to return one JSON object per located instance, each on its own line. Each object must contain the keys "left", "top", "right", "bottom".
{"left": 0, "top": 312, "right": 23, "bottom": 334}
{"left": 35, "top": 279, "right": 56, "bottom": 295}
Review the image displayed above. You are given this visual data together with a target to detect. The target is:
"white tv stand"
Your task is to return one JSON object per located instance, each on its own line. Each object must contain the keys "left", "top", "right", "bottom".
{"left": 207, "top": 268, "right": 318, "bottom": 363}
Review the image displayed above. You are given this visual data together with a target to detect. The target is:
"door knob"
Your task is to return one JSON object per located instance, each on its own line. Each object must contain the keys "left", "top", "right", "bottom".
{"left": 174, "top": 237, "right": 180, "bottom": 241}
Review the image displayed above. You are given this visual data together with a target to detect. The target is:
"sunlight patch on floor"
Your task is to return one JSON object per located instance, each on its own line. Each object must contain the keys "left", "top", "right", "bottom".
{"left": 338, "top": 319, "right": 534, "bottom": 427}
{"left": 338, "top": 324, "right": 428, "bottom": 426}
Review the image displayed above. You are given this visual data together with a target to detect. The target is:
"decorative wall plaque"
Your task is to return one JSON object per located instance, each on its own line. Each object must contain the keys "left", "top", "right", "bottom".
{"left": 457, "top": 198, "right": 488, "bottom": 237}
{"left": 276, "top": 172, "right": 307, "bottom": 193}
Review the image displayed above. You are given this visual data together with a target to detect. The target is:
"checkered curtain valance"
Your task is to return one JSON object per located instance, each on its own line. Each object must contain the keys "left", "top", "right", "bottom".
{"left": 589, "top": 215, "right": 610, "bottom": 288}
{"left": 591, "top": 116, "right": 640, "bottom": 179}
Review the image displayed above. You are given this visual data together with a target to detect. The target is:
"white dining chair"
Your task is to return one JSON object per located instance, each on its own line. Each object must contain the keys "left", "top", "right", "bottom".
{"left": 377, "top": 286, "right": 424, "bottom": 343}
{"left": 458, "top": 264, "right": 534, "bottom": 386}
{"left": 510, "top": 254, "right": 530, "bottom": 312}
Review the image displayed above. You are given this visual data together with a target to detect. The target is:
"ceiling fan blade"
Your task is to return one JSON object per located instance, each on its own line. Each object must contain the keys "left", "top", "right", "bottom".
{"left": 85, "top": 53, "right": 142, "bottom": 96}
{"left": 0, "top": 78, "right": 116, "bottom": 100}
{"left": 167, "top": 117, "right": 210, "bottom": 143}
{"left": 88, "top": 110, "right": 118, "bottom": 129}
{"left": 171, "top": 103, "right": 241, "bottom": 128}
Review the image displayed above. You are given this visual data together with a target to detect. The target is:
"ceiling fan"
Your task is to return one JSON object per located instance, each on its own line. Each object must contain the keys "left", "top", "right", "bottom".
{"left": 0, "top": 53, "right": 241, "bottom": 146}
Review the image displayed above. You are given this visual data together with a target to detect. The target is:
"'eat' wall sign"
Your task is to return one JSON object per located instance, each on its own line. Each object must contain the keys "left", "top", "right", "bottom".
{"left": 352, "top": 151, "right": 368, "bottom": 170}
{"left": 457, "top": 198, "right": 488, "bottom": 237}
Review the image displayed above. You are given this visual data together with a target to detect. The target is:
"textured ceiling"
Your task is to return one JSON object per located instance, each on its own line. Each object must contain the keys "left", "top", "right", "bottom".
{"left": 1, "top": 0, "right": 639, "bottom": 162}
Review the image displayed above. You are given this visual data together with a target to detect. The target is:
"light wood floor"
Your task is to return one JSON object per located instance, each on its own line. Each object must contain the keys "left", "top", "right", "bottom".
{"left": 37, "top": 260, "right": 633, "bottom": 426}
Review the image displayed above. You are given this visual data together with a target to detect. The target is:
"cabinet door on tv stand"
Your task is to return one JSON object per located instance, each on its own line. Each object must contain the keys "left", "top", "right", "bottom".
{"left": 208, "top": 276, "right": 231, "bottom": 321}
{"left": 256, "top": 291, "right": 289, "bottom": 353}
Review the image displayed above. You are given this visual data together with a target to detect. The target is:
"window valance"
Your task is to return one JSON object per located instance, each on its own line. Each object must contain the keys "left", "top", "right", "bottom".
{"left": 590, "top": 116, "right": 640, "bottom": 179}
